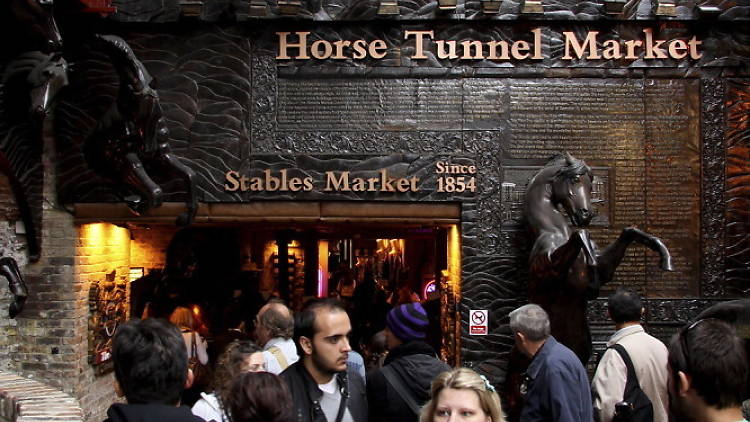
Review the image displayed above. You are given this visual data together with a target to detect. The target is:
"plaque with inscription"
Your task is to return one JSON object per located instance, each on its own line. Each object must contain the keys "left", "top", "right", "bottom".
{"left": 276, "top": 79, "right": 463, "bottom": 131}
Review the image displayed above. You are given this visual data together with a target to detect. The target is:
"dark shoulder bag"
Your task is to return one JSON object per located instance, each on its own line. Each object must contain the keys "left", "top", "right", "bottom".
{"left": 610, "top": 344, "right": 654, "bottom": 422}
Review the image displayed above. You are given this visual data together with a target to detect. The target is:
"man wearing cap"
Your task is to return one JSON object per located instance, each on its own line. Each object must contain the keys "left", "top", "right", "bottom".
{"left": 366, "top": 302, "right": 451, "bottom": 422}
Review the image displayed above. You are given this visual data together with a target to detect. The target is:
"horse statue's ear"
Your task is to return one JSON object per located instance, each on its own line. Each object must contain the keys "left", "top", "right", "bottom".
{"left": 563, "top": 152, "right": 575, "bottom": 165}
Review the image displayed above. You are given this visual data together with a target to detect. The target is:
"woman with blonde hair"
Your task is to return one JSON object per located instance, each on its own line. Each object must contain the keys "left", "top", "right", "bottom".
{"left": 420, "top": 368, "right": 505, "bottom": 422}
{"left": 169, "top": 306, "right": 209, "bottom": 406}
{"left": 169, "top": 306, "right": 209, "bottom": 366}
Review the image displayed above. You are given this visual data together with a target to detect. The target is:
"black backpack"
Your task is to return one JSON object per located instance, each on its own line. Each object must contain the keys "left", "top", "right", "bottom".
{"left": 609, "top": 344, "right": 654, "bottom": 422}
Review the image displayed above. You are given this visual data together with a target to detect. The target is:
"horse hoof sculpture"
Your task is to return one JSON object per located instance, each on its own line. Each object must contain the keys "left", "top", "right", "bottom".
{"left": 524, "top": 152, "right": 673, "bottom": 364}
{"left": 0, "top": 257, "right": 28, "bottom": 319}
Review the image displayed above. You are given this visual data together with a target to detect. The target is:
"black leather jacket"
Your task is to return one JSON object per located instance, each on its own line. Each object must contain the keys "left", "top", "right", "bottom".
{"left": 281, "top": 361, "right": 368, "bottom": 422}
{"left": 367, "top": 341, "right": 451, "bottom": 422}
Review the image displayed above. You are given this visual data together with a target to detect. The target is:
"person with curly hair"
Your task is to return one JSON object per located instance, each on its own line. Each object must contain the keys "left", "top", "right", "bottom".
{"left": 224, "top": 371, "right": 294, "bottom": 422}
{"left": 420, "top": 368, "right": 506, "bottom": 422}
{"left": 191, "top": 340, "right": 265, "bottom": 422}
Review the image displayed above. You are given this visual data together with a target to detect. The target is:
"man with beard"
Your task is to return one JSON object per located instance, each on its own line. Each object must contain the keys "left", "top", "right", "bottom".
{"left": 366, "top": 302, "right": 450, "bottom": 422}
{"left": 281, "top": 298, "right": 367, "bottom": 422}
{"left": 667, "top": 318, "right": 748, "bottom": 422}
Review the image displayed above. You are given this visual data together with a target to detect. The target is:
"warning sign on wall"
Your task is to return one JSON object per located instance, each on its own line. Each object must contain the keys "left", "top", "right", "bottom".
{"left": 469, "top": 309, "right": 488, "bottom": 335}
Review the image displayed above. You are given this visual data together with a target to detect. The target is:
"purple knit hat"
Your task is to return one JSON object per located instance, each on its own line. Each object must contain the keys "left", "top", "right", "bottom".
{"left": 386, "top": 302, "right": 429, "bottom": 342}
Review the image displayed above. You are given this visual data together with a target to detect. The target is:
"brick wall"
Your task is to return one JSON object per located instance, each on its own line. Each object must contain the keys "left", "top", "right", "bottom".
{"left": 0, "top": 139, "right": 132, "bottom": 421}
{"left": 130, "top": 226, "right": 176, "bottom": 272}
{"left": 76, "top": 223, "right": 130, "bottom": 422}
{"left": 0, "top": 175, "right": 26, "bottom": 374}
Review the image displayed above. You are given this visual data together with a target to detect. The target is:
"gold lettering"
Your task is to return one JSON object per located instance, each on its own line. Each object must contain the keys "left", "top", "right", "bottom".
{"left": 289, "top": 177, "right": 303, "bottom": 192}
{"left": 396, "top": 178, "right": 410, "bottom": 192}
{"left": 409, "top": 176, "right": 419, "bottom": 191}
{"left": 404, "top": 30, "right": 433, "bottom": 59}
{"left": 303, "top": 177, "right": 314, "bottom": 191}
{"left": 511, "top": 40, "right": 530, "bottom": 60}
{"left": 461, "top": 40, "right": 484, "bottom": 59}
{"left": 311, "top": 40, "right": 333, "bottom": 59}
{"left": 380, "top": 169, "right": 395, "bottom": 192}
{"left": 487, "top": 40, "right": 510, "bottom": 60}
{"left": 224, "top": 171, "right": 240, "bottom": 191}
{"left": 369, "top": 40, "right": 387, "bottom": 59}
{"left": 326, "top": 171, "right": 350, "bottom": 191}
{"left": 624, "top": 39, "right": 642, "bottom": 60}
{"left": 688, "top": 36, "right": 702, "bottom": 59}
{"left": 352, "top": 178, "right": 367, "bottom": 192}
{"left": 277, "top": 31, "right": 310, "bottom": 60}
{"left": 279, "top": 169, "right": 289, "bottom": 191}
{"left": 249, "top": 177, "right": 263, "bottom": 191}
{"left": 563, "top": 31, "right": 601, "bottom": 60}
{"left": 602, "top": 39, "right": 621, "bottom": 59}
{"left": 333, "top": 40, "right": 352, "bottom": 59}
{"left": 352, "top": 40, "right": 368, "bottom": 59}
{"left": 367, "top": 177, "right": 379, "bottom": 191}
{"left": 436, "top": 40, "right": 458, "bottom": 59}
{"left": 668, "top": 39, "right": 688, "bottom": 59}
{"left": 264, "top": 169, "right": 280, "bottom": 191}
{"left": 643, "top": 28, "right": 668, "bottom": 59}
{"left": 531, "top": 28, "right": 543, "bottom": 60}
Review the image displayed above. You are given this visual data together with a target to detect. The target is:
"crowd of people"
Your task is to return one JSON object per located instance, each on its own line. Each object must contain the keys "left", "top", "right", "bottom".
{"left": 103, "top": 289, "right": 749, "bottom": 422}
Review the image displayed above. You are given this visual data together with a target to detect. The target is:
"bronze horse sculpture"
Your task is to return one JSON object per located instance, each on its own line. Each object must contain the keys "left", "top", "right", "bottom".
{"left": 524, "top": 153, "right": 673, "bottom": 364}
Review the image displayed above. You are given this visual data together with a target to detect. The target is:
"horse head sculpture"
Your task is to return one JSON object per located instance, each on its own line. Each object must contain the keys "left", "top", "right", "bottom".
{"left": 0, "top": 257, "right": 28, "bottom": 318}
{"left": 83, "top": 35, "right": 198, "bottom": 226}
{"left": 548, "top": 153, "right": 596, "bottom": 228}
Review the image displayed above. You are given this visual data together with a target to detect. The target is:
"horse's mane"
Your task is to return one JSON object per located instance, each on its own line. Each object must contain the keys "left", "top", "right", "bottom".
{"left": 546, "top": 153, "right": 591, "bottom": 180}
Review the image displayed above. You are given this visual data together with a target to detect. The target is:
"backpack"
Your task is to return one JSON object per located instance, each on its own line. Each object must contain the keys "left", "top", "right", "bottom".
{"left": 609, "top": 344, "right": 654, "bottom": 422}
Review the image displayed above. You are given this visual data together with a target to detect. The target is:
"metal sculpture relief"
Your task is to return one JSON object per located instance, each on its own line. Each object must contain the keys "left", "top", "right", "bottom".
{"left": 83, "top": 35, "right": 198, "bottom": 225}
{"left": 0, "top": 257, "right": 28, "bottom": 318}
{"left": 524, "top": 152, "right": 673, "bottom": 363}
{"left": 2, "top": 0, "right": 198, "bottom": 230}
{"left": 0, "top": 0, "right": 70, "bottom": 262}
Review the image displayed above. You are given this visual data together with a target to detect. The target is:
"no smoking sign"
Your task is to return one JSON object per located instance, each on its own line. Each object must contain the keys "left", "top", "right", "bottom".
{"left": 469, "top": 310, "right": 488, "bottom": 335}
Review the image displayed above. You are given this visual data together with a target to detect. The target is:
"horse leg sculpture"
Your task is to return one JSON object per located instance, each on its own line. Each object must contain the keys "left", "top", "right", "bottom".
{"left": 0, "top": 257, "right": 28, "bottom": 318}
{"left": 153, "top": 142, "right": 197, "bottom": 226}
{"left": 120, "top": 152, "right": 163, "bottom": 214}
{"left": 596, "top": 227, "right": 674, "bottom": 285}
{"left": 530, "top": 229, "right": 597, "bottom": 282}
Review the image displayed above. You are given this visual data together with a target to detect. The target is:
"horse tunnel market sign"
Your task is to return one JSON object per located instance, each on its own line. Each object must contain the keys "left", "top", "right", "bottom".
{"left": 276, "top": 28, "right": 703, "bottom": 62}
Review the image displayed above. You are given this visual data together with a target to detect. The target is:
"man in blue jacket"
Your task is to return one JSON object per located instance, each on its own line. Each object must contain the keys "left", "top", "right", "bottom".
{"left": 510, "top": 304, "right": 593, "bottom": 422}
